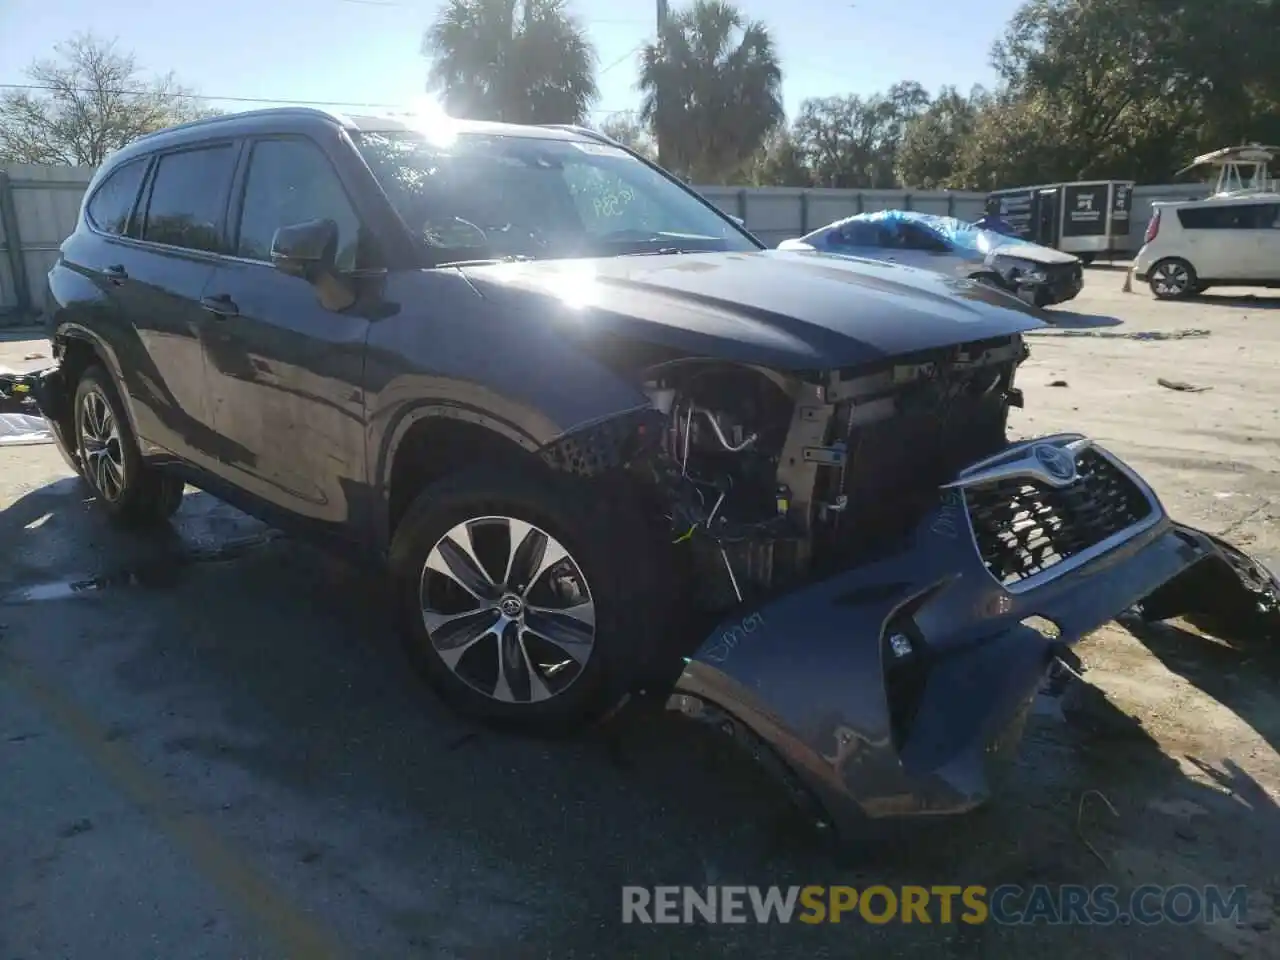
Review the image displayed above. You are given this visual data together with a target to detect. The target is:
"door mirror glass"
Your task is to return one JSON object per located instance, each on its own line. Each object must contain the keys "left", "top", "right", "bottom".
{"left": 271, "top": 219, "right": 338, "bottom": 280}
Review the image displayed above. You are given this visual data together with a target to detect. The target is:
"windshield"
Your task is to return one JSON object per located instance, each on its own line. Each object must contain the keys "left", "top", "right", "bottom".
{"left": 353, "top": 130, "right": 760, "bottom": 262}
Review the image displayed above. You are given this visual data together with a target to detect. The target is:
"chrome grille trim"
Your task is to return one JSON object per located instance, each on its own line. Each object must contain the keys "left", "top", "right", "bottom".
{"left": 947, "top": 435, "right": 1164, "bottom": 594}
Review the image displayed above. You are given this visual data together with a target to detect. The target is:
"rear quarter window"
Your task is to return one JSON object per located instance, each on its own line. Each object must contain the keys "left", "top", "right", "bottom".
{"left": 85, "top": 157, "right": 149, "bottom": 236}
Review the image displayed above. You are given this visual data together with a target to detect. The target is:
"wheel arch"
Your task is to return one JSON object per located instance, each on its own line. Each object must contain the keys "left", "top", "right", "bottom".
{"left": 378, "top": 404, "right": 544, "bottom": 549}
{"left": 46, "top": 326, "right": 133, "bottom": 442}
{"left": 377, "top": 401, "right": 664, "bottom": 555}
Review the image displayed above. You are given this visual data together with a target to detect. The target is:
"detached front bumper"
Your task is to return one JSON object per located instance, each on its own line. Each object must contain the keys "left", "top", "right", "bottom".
{"left": 668, "top": 436, "right": 1211, "bottom": 835}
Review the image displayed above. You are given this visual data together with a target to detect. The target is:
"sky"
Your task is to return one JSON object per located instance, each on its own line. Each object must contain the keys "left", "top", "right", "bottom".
{"left": 0, "top": 0, "right": 1026, "bottom": 123}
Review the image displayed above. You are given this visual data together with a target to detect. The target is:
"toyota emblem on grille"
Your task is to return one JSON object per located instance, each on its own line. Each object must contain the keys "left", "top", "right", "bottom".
{"left": 1033, "top": 443, "right": 1076, "bottom": 483}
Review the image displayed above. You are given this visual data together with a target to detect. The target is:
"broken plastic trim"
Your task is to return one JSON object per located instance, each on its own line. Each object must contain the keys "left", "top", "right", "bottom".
{"left": 1138, "top": 524, "right": 1280, "bottom": 644}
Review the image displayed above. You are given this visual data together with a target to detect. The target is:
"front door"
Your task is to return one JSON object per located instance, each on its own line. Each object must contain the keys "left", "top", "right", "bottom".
{"left": 200, "top": 135, "right": 373, "bottom": 540}
{"left": 892, "top": 220, "right": 967, "bottom": 277}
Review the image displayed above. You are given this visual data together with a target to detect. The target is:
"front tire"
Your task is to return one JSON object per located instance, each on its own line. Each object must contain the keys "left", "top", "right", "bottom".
{"left": 389, "top": 467, "right": 670, "bottom": 735}
{"left": 1148, "top": 258, "right": 1197, "bottom": 299}
{"left": 73, "top": 365, "right": 183, "bottom": 526}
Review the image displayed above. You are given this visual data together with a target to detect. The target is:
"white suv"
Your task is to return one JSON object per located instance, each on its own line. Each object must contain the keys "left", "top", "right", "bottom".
{"left": 1134, "top": 195, "right": 1280, "bottom": 298}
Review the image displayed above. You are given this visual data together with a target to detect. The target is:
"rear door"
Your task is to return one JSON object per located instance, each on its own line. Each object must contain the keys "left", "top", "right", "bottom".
{"left": 111, "top": 141, "right": 239, "bottom": 467}
{"left": 1240, "top": 203, "right": 1280, "bottom": 279}
{"left": 199, "top": 134, "right": 373, "bottom": 537}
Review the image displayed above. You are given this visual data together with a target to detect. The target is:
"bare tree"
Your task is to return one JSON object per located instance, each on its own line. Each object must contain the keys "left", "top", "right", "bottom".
{"left": 0, "top": 33, "right": 218, "bottom": 166}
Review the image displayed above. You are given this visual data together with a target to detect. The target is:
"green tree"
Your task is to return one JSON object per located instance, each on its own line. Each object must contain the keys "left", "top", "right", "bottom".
{"left": 741, "top": 127, "right": 811, "bottom": 186}
{"left": 0, "top": 33, "right": 217, "bottom": 166}
{"left": 984, "top": 0, "right": 1280, "bottom": 185}
{"left": 790, "top": 85, "right": 927, "bottom": 189}
{"left": 597, "top": 112, "right": 656, "bottom": 160}
{"left": 895, "top": 86, "right": 986, "bottom": 189}
{"left": 638, "top": 0, "right": 784, "bottom": 183}
{"left": 423, "top": 0, "right": 598, "bottom": 124}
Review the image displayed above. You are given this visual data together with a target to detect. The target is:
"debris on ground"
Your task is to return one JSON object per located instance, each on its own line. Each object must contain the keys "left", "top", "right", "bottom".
{"left": 1049, "top": 379, "right": 1069, "bottom": 387}
{"left": 1028, "top": 328, "right": 1212, "bottom": 341}
{"left": 0, "top": 413, "right": 53, "bottom": 446}
{"left": 1157, "top": 378, "right": 1212, "bottom": 393}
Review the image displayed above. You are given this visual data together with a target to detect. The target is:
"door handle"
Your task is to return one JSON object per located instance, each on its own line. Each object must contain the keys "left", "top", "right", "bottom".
{"left": 104, "top": 264, "right": 128, "bottom": 284}
{"left": 200, "top": 293, "right": 239, "bottom": 317}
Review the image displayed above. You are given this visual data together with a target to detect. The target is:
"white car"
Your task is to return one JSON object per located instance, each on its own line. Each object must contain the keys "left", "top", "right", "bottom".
{"left": 1134, "top": 195, "right": 1280, "bottom": 299}
{"left": 778, "top": 211, "right": 1084, "bottom": 307}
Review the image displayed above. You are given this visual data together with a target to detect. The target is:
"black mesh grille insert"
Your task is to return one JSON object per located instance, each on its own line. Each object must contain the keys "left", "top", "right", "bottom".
{"left": 964, "top": 449, "right": 1153, "bottom": 587}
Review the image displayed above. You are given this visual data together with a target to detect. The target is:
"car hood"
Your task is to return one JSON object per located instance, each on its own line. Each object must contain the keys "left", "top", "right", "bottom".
{"left": 984, "top": 241, "right": 1079, "bottom": 266}
{"left": 458, "top": 250, "right": 1046, "bottom": 369}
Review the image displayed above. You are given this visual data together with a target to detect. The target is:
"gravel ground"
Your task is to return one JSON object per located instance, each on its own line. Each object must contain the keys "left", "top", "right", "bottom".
{"left": 1, "top": 276, "right": 1278, "bottom": 959}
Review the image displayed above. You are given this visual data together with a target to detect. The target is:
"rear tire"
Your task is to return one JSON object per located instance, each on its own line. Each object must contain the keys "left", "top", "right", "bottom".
{"left": 73, "top": 365, "right": 184, "bottom": 527}
{"left": 1148, "top": 258, "right": 1197, "bottom": 299}
{"left": 389, "top": 466, "right": 671, "bottom": 735}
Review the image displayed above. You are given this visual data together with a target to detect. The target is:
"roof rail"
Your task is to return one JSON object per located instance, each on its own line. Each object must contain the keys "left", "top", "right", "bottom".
{"left": 130, "top": 105, "right": 344, "bottom": 144}
{"left": 537, "top": 123, "right": 619, "bottom": 147}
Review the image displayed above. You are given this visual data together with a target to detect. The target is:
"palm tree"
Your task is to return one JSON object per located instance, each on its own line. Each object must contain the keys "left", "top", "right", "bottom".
{"left": 638, "top": 0, "right": 784, "bottom": 183}
{"left": 423, "top": 0, "right": 598, "bottom": 125}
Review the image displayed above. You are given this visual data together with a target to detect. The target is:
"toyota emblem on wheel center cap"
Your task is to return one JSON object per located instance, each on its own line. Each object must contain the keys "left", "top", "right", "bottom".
{"left": 499, "top": 595, "right": 524, "bottom": 617}
{"left": 1033, "top": 443, "right": 1077, "bottom": 483}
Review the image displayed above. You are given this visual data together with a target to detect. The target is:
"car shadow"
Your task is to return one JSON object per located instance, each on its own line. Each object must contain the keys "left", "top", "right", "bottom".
{"left": 1191, "top": 293, "right": 1280, "bottom": 310}
{"left": 1117, "top": 614, "right": 1280, "bottom": 756}
{"left": 3, "top": 477, "right": 1278, "bottom": 955}
{"left": 1041, "top": 309, "right": 1124, "bottom": 329}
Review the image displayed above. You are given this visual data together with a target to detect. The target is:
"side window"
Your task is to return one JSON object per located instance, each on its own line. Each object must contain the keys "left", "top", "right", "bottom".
{"left": 563, "top": 163, "right": 663, "bottom": 236}
{"left": 86, "top": 157, "right": 149, "bottom": 236}
{"left": 1178, "top": 204, "right": 1273, "bottom": 231}
{"left": 834, "top": 222, "right": 882, "bottom": 247}
{"left": 898, "top": 222, "right": 949, "bottom": 252}
{"left": 236, "top": 138, "right": 363, "bottom": 271}
{"left": 142, "top": 146, "right": 236, "bottom": 252}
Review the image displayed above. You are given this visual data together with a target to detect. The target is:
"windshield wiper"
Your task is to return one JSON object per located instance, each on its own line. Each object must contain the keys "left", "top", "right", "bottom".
{"left": 618, "top": 247, "right": 697, "bottom": 257}
{"left": 437, "top": 254, "right": 535, "bottom": 268}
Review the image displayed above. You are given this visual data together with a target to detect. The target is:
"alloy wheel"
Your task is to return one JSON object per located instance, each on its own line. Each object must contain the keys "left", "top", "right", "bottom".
{"left": 80, "top": 388, "right": 126, "bottom": 502}
{"left": 419, "top": 516, "right": 596, "bottom": 704}
{"left": 1151, "top": 261, "right": 1190, "bottom": 297}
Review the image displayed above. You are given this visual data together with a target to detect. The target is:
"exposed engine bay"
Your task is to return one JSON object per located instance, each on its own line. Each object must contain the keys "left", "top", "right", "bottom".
{"left": 640, "top": 335, "right": 1030, "bottom": 612}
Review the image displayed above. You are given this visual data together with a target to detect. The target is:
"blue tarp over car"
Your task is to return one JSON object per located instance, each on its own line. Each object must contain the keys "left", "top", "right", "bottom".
{"left": 829, "top": 210, "right": 1037, "bottom": 256}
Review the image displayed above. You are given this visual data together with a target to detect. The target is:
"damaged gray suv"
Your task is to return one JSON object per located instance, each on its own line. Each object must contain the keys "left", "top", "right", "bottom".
{"left": 21, "top": 107, "right": 1278, "bottom": 836}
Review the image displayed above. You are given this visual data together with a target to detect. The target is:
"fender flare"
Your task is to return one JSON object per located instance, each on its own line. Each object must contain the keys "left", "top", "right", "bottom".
{"left": 50, "top": 322, "right": 145, "bottom": 441}
{"left": 372, "top": 401, "right": 543, "bottom": 540}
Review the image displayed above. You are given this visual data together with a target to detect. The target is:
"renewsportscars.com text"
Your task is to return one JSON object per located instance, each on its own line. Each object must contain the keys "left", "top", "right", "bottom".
{"left": 621, "top": 884, "right": 1250, "bottom": 926}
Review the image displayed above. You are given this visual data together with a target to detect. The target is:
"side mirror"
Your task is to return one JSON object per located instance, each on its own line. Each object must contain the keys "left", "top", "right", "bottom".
{"left": 271, "top": 219, "right": 338, "bottom": 281}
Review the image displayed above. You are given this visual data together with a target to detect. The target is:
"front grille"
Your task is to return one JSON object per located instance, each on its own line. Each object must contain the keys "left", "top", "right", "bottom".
{"left": 964, "top": 448, "right": 1153, "bottom": 587}
{"left": 1045, "top": 262, "right": 1082, "bottom": 286}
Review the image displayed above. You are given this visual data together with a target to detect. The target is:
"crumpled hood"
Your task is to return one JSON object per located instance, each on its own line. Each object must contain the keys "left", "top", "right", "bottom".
{"left": 458, "top": 250, "right": 1046, "bottom": 369}
{"left": 985, "top": 242, "right": 1079, "bottom": 266}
